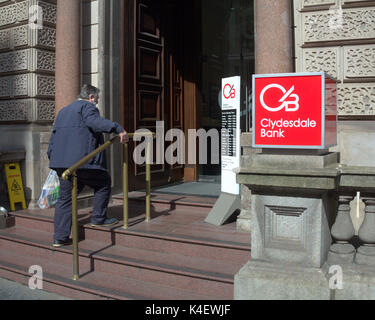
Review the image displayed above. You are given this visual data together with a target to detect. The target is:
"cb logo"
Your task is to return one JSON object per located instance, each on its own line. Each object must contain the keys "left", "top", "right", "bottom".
{"left": 223, "top": 84, "right": 236, "bottom": 99}
{"left": 260, "top": 84, "right": 300, "bottom": 112}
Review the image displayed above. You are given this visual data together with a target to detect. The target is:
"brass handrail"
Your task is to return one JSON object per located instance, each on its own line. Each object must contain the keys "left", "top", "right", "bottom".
{"left": 61, "top": 135, "right": 120, "bottom": 181}
{"left": 61, "top": 131, "right": 155, "bottom": 281}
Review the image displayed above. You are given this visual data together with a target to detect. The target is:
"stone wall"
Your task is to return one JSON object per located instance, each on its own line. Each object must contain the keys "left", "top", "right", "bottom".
{"left": 294, "top": 0, "right": 375, "bottom": 166}
{"left": 0, "top": 0, "right": 56, "bottom": 208}
{"left": 0, "top": 0, "right": 56, "bottom": 122}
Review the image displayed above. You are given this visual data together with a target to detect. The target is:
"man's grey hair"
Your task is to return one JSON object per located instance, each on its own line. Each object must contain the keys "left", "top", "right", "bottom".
{"left": 78, "top": 84, "right": 100, "bottom": 100}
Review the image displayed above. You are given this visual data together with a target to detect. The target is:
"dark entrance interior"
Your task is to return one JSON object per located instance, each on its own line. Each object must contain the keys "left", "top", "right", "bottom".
{"left": 123, "top": 0, "right": 255, "bottom": 190}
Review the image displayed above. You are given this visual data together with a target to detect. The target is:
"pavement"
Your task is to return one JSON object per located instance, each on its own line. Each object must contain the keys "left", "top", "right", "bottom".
{"left": 0, "top": 277, "right": 71, "bottom": 300}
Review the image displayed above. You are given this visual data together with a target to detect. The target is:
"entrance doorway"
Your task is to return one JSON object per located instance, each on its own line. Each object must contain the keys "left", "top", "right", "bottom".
{"left": 123, "top": 0, "right": 255, "bottom": 190}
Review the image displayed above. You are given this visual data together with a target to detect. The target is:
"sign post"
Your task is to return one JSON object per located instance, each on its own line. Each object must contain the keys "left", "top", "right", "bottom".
{"left": 205, "top": 76, "right": 241, "bottom": 226}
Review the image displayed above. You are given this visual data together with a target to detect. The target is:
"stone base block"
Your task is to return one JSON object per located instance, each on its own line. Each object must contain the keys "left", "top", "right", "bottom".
{"left": 234, "top": 260, "right": 331, "bottom": 300}
{"left": 328, "top": 243, "right": 356, "bottom": 264}
{"left": 330, "top": 263, "right": 375, "bottom": 300}
{"left": 354, "top": 246, "right": 375, "bottom": 266}
{"left": 250, "top": 194, "right": 332, "bottom": 268}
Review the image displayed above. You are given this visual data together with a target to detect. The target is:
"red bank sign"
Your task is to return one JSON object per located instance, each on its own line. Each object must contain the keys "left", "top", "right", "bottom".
{"left": 252, "top": 72, "right": 337, "bottom": 149}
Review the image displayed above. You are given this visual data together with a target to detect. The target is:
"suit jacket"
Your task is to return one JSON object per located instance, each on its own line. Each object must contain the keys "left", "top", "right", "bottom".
{"left": 48, "top": 99, "right": 124, "bottom": 171}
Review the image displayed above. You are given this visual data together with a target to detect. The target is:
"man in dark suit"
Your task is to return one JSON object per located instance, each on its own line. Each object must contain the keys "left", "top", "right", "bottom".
{"left": 48, "top": 84, "right": 128, "bottom": 247}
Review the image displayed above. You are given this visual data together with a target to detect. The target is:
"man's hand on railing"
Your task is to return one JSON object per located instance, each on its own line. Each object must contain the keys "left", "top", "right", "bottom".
{"left": 119, "top": 130, "right": 129, "bottom": 144}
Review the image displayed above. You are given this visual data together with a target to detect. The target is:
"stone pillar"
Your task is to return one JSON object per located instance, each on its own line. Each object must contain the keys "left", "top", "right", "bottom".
{"left": 328, "top": 195, "right": 356, "bottom": 264}
{"left": 355, "top": 198, "right": 375, "bottom": 266}
{"left": 237, "top": 0, "right": 294, "bottom": 231}
{"left": 255, "top": 0, "right": 293, "bottom": 74}
{"left": 55, "top": 0, "right": 81, "bottom": 115}
{"left": 234, "top": 152, "right": 340, "bottom": 299}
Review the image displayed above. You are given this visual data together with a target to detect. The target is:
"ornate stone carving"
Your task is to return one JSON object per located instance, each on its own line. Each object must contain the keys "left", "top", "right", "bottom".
{"left": 0, "top": 74, "right": 55, "bottom": 98}
{"left": 0, "top": 76, "right": 11, "bottom": 98}
{"left": 36, "top": 49, "right": 55, "bottom": 72}
{"left": 36, "top": 99, "right": 55, "bottom": 121}
{"left": 15, "top": 1, "right": 30, "bottom": 23}
{"left": 0, "top": 99, "right": 31, "bottom": 121}
{"left": 302, "top": 47, "right": 338, "bottom": 78}
{"left": 13, "top": 74, "right": 29, "bottom": 96}
{"left": 0, "top": 25, "right": 56, "bottom": 51}
{"left": 0, "top": 4, "right": 17, "bottom": 27}
{"left": 0, "top": 98, "right": 55, "bottom": 122}
{"left": 302, "top": 8, "right": 375, "bottom": 43}
{"left": 0, "top": 29, "right": 11, "bottom": 51}
{"left": 36, "top": 74, "right": 55, "bottom": 96}
{"left": 0, "top": 1, "right": 57, "bottom": 28}
{"left": 37, "top": 1, "right": 57, "bottom": 25}
{"left": 0, "top": 49, "right": 55, "bottom": 74}
{"left": 337, "top": 83, "right": 375, "bottom": 116}
{"left": 0, "top": 50, "right": 28, "bottom": 73}
{"left": 36, "top": 27, "right": 56, "bottom": 48}
{"left": 0, "top": 75, "right": 29, "bottom": 98}
{"left": 13, "top": 25, "right": 29, "bottom": 47}
{"left": 344, "top": 45, "right": 375, "bottom": 79}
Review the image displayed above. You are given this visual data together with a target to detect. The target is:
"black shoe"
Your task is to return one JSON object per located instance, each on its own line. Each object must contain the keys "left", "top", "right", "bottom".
{"left": 90, "top": 218, "right": 119, "bottom": 227}
{"left": 53, "top": 238, "right": 73, "bottom": 248}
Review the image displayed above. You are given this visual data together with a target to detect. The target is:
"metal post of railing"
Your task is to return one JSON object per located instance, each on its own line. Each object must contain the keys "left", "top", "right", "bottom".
{"left": 71, "top": 171, "right": 79, "bottom": 281}
{"left": 145, "top": 138, "right": 151, "bottom": 222}
{"left": 122, "top": 142, "right": 129, "bottom": 229}
{"left": 61, "top": 133, "right": 156, "bottom": 280}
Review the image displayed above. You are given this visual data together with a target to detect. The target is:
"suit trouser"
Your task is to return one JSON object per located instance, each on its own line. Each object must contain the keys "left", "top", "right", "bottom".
{"left": 53, "top": 169, "right": 111, "bottom": 241}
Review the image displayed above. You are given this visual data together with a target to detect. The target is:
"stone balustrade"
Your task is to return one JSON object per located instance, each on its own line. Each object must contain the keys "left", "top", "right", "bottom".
{"left": 329, "top": 167, "right": 375, "bottom": 269}
{"left": 234, "top": 132, "right": 375, "bottom": 299}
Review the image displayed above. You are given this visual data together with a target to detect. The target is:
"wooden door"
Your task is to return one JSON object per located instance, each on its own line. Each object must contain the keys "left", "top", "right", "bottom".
{"left": 123, "top": 0, "right": 185, "bottom": 190}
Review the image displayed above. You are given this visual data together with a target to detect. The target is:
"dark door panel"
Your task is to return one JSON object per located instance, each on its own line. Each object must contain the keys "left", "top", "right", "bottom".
{"left": 123, "top": 0, "right": 185, "bottom": 190}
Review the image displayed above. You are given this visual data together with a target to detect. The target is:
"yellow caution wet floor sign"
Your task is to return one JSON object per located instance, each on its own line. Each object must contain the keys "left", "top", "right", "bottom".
{"left": 4, "top": 163, "right": 26, "bottom": 211}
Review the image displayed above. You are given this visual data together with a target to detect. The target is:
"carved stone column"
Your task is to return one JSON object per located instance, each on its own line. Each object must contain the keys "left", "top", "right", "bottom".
{"left": 328, "top": 195, "right": 356, "bottom": 264}
{"left": 55, "top": 0, "right": 81, "bottom": 115}
{"left": 255, "top": 0, "right": 293, "bottom": 74}
{"left": 355, "top": 198, "right": 375, "bottom": 266}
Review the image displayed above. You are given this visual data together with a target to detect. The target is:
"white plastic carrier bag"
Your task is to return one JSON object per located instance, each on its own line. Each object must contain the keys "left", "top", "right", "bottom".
{"left": 37, "top": 170, "right": 60, "bottom": 209}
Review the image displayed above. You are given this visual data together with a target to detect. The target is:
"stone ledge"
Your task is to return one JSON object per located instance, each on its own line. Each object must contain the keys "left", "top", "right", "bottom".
{"left": 250, "top": 152, "right": 339, "bottom": 169}
{"left": 235, "top": 166, "right": 339, "bottom": 176}
{"left": 338, "top": 165, "right": 375, "bottom": 190}
{"left": 0, "top": 150, "right": 26, "bottom": 162}
{"left": 236, "top": 173, "right": 338, "bottom": 190}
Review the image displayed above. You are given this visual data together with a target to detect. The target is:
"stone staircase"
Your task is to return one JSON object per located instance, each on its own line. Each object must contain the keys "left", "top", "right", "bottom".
{"left": 0, "top": 192, "right": 251, "bottom": 300}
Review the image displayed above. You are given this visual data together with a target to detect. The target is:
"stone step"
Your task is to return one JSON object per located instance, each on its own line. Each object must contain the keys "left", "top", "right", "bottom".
{"left": 113, "top": 191, "right": 217, "bottom": 213}
{"left": 83, "top": 224, "right": 250, "bottom": 264}
{"left": 0, "top": 248, "right": 218, "bottom": 300}
{"left": 0, "top": 226, "right": 246, "bottom": 299}
{"left": 10, "top": 206, "right": 250, "bottom": 263}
